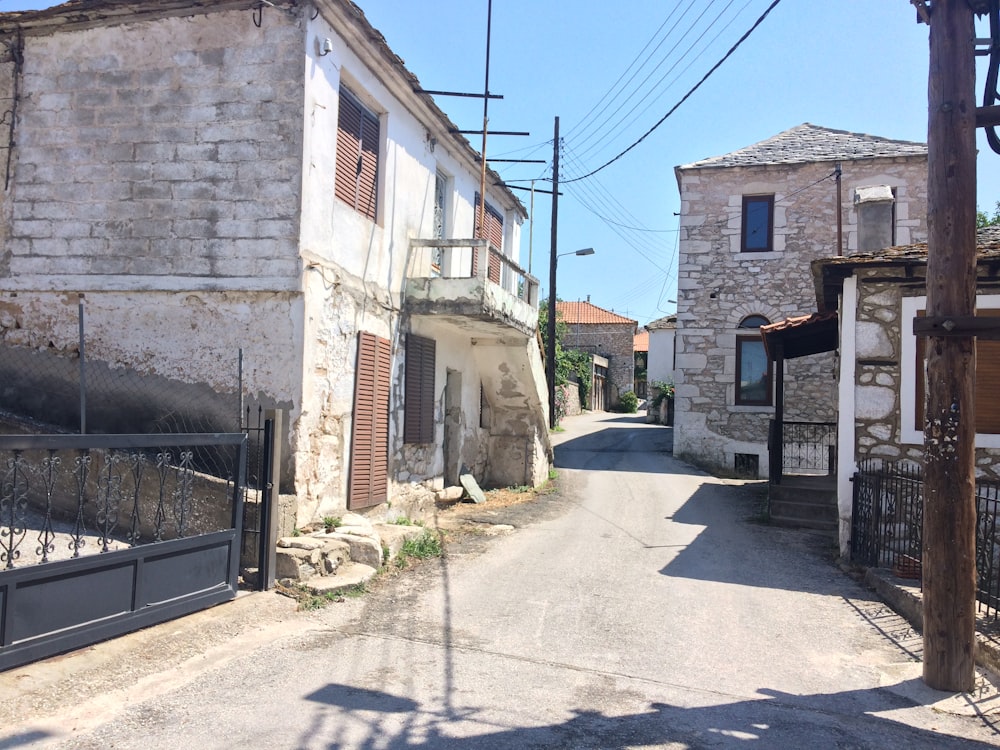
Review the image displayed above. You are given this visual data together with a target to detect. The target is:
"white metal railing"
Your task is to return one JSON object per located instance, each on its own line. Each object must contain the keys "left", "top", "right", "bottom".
{"left": 408, "top": 239, "right": 540, "bottom": 307}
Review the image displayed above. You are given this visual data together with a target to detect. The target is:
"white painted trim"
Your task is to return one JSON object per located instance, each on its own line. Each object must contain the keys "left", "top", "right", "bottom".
{"left": 901, "top": 294, "right": 1000, "bottom": 448}
{"left": 837, "top": 276, "right": 858, "bottom": 557}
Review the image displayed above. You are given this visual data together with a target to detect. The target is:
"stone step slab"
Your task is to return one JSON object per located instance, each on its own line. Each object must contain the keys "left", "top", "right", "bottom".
{"left": 302, "top": 561, "right": 378, "bottom": 594}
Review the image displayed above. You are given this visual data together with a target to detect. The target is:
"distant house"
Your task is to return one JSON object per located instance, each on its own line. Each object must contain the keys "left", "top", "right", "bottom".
{"left": 0, "top": 0, "right": 550, "bottom": 528}
{"left": 556, "top": 300, "right": 637, "bottom": 410}
{"left": 645, "top": 315, "right": 676, "bottom": 387}
{"left": 633, "top": 329, "right": 649, "bottom": 398}
{"left": 673, "top": 123, "right": 928, "bottom": 479}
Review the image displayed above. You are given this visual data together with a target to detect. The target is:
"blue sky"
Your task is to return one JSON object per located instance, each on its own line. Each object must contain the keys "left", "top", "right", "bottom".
{"left": 5, "top": 0, "right": 1000, "bottom": 326}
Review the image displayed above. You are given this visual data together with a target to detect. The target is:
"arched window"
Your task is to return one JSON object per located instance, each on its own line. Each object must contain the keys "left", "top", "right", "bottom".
{"left": 736, "top": 315, "right": 772, "bottom": 406}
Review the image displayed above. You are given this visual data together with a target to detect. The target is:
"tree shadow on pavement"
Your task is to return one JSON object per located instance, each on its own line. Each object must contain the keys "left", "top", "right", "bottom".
{"left": 301, "top": 681, "right": 998, "bottom": 748}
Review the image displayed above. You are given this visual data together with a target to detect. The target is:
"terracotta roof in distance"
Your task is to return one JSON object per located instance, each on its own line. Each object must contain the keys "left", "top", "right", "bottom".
{"left": 556, "top": 301, "right": 637, "bottom": 326}
{"left": 634, "top": 330, "right": 649, "bottom": 352}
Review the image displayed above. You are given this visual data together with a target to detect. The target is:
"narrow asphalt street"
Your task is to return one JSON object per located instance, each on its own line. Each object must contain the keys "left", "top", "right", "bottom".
{"left": 4, "top": 411, "right": 1000, "bottom": 748}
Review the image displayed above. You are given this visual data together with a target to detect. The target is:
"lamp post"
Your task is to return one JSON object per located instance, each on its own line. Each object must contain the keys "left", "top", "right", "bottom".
{"left": 546, "top": 247, "right": 595, "bottom": 429}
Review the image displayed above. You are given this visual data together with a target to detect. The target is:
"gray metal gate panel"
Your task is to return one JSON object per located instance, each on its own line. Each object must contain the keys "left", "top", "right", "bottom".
{"left": 0, "top": 433, "right": 245, "bottom": 672}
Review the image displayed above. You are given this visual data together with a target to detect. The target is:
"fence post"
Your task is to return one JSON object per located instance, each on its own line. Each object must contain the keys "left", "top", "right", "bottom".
{"left": 260, "top": 409, "right": 283, "bottom": 591}
{"left": 78, "top": 295, "right": 86, "bottom": 435}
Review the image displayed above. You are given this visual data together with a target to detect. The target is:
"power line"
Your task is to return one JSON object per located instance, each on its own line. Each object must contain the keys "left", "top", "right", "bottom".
{"left": 572, "top": 0, "right": 740, "bottom": 161}
{"left": 573, "top": 0, "right": 756, "bottom": 164}
{"left": 566, "top": 3, "right": 706, "bottom": 149}
{"left": 562, "top": 0, "right": 784, "bottom": 185}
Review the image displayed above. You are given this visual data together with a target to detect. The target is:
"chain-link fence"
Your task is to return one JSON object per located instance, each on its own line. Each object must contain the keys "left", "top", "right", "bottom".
{"left": 0, "top": 300, "right": 251, "bottom": 479}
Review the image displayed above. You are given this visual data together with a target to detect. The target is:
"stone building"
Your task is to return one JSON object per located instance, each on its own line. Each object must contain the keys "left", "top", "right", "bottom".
{"left": 673, "top": 124, "right": 928, "bottom": 478}
{"left": 556, "top": 300, "right": 637, "bottom": 409}
{"left": 0, "top": 0, "right": 550, "bottom": 527}
{"left": 812, "top": 229, "right": 1000, "bottom": 552}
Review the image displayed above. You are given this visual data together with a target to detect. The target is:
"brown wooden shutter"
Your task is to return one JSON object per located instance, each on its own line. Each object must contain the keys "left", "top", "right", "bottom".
{"left": 349, "top": 332, "right": 390, "bottom": 509}
{"left": 915, "top": 307, "right": 1000, "bottom": 433}
{"left": 404, "top": 335, "right": 436, "bottom": 443}
{"left": 474, "top": 195, "right": 503, "bottom": 283}
{"left": 357, "top": 108, "right": 380, "bottom": 221}
{"left": 335, "top": 86, "right": 379, "bottom": 222}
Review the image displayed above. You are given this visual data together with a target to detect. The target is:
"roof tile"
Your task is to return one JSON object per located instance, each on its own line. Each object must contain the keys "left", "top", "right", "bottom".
{"left": 556, "top": 301, "right": 637, "bottom": 326}
{"left": 679, "top": 123, "right": 926, "bottom": 171}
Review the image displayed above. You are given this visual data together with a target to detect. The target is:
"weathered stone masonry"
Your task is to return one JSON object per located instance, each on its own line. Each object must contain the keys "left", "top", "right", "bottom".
{"left": 674, "top": 129, "right": 928, "bottom": 478}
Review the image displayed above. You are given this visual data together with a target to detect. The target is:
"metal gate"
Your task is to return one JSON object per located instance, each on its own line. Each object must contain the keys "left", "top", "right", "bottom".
{"left": 0, "top": 432, "right": 247, "bottom": 672}
{"left": 240, "top": 407, "right": 281, "bottom": 591}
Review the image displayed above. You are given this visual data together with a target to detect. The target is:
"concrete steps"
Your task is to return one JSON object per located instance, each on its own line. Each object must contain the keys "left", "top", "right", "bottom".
{"left": 769, "top": 476, "right": 838, "bottom": 534}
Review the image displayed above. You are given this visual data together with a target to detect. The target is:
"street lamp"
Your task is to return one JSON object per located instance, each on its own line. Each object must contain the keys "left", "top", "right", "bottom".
{"left": 546, "top": 247, "right": 595, "bottom": 429}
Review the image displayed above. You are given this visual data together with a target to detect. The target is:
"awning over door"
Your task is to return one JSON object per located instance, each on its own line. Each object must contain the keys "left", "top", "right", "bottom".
{"left": 760, "top": 311, "right": 838, "bottom": 361}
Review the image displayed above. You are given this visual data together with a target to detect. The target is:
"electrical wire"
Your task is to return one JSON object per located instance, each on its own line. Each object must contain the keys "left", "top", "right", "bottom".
{"left": 566, "top": 2, "right": 706, "bottom": 148}
{"left": 572, "top": 0, "right": 738, "bottom": 161}
{"left": 574, "top": 0, "right": 757, "bottom": 164}
{"left": 562, "top": 0, "right": 784, "bottom": 185}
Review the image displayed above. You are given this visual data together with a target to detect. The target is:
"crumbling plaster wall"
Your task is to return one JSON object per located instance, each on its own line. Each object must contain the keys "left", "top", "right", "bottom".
{"left": 674, "top": 156, "right": 927, "bottom": 476}
{"left": 293, "top": 10, "right": 533, "bottom": 523}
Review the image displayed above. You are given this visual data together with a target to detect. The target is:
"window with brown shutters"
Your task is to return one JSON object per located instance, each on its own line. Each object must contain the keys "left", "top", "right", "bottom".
{"left": 404, "top": 334, "right": 436, "bottom": 444}
{"left": 474, "top": 194, "right": 504, "bottom": 283}
{"left": 349, "top": 332, "right": 391, "bottom": 509}
{"left": 336, "top": 85, "right": 380, "bottom": 222}
{"left": 915, "top": 308, "right": 1000, "bottom": 433}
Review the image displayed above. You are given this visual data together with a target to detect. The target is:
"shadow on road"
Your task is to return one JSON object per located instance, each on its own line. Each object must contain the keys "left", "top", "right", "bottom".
{"left": 553, "top": 421, "right": 677, "bottom": 473}
{"left": 301, "top": 680, "right": 996, "bottom": 748}
{"left": 658, "top": 480, "right": 841, "bottom": 594}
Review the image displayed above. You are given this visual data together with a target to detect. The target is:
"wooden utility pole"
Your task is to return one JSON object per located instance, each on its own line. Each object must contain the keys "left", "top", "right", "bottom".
{"left": 922, "top": 0, "right": 978, "bottom": 692}
{"left": 546, "top": 116, "right": 560, "bottom": 429}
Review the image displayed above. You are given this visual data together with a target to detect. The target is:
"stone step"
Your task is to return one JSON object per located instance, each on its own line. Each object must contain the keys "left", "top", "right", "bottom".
{"left": 301, "top": 561, "right": 378, "bottom": 595}
{"left": 275, "top": 520, "right": 432, "bottom": 585}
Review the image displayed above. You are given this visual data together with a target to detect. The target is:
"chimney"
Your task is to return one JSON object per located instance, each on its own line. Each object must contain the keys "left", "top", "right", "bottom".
{"left": 854, "top": 185, "right": 895, "bottom": 252}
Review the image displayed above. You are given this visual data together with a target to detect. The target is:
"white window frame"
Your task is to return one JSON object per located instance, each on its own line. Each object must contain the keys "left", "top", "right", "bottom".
{"left": 900, "top": 294, "right": 1000, "bottom": 447}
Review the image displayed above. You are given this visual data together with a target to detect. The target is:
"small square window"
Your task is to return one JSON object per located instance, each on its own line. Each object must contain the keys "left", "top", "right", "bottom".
{"left": 741, "top": 195, "right": 774, "bottom": 253}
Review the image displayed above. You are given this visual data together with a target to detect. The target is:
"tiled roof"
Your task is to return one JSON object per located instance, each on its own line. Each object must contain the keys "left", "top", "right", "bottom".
{"left": 813, "top": 226, "right": 1000, "bottom": 311}
{"left": 633, "top": 330, "right": 649, "bottom": 352}
{"left": 678, "top": 123, "right": 927, "bottom": 171}
{"left": 645, "top": 315, "right": 677, "bottom": 330}
{"left": 760, "top": 311, "right": 837, "bottom": 336}
{"left": 556, "top": 301, "right": 637, "bottom": 326}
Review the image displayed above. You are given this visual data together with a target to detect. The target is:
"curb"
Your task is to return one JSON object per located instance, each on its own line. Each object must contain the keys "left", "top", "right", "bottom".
{"left": 863, "top": 566, "right": 1000, "bottom": 679}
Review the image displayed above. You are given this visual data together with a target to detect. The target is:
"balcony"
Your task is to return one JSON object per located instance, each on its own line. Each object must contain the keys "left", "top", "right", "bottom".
{"left": 404, "top": 239, "right": 540, "bottom": 339}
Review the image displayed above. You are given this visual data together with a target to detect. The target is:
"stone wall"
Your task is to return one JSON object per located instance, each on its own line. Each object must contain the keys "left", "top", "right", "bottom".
{"left": 562, "top": 322, "right": 635, "bottom": 408}
{"left": 674, "top": 156, "right": 928, "bottom": 477}
{"left": 850, "top": 269, "right": 1000, "bottom": 482}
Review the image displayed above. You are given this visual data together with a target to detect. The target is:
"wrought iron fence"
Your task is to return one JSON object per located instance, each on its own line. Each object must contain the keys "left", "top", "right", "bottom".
{"left": 0, "top": 433, "right": 245, "bottom": 570}
{"left": 779, "top": 421, "right": 837, "bottom": 475}
{"left": 851, "top": 458, "right": 1000, "bottom": 620}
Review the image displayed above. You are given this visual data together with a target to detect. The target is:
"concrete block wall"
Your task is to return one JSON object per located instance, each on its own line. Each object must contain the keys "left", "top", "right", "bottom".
{"left": 4, "top": 8, "right": 304, "bottom": 293}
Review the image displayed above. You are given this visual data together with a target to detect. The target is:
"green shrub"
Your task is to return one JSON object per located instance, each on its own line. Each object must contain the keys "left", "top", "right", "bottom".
{"left": 649, "top": 380, "right": 675, "bottom": 410}
{"left": 618, "top": 391, "right": 639, "bottom": 413}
